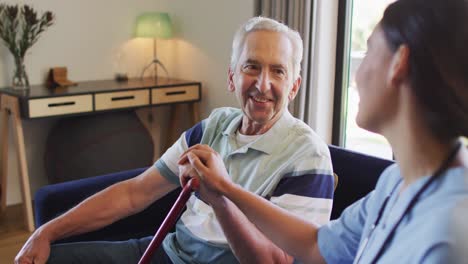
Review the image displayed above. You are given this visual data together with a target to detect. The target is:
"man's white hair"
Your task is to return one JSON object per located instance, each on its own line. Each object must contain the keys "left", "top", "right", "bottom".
{"left": 230, "top": 16, "right": 303, "bottom": 80}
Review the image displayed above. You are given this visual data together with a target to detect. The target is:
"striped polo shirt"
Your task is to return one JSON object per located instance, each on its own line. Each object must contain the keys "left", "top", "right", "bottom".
{"left": 155, "top": 107, "right": 334, "bottom": 264}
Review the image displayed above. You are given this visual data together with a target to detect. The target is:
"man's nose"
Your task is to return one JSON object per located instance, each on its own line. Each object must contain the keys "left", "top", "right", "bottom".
{"left": 255, "top": 70, "right": 271, "bottom": 93}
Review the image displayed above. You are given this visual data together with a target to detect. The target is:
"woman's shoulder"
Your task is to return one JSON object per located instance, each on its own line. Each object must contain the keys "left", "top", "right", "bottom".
{"left": 436, "top": 166, "right": 468, "bottom": 197}
{"left": 374, "top": 163, "right": 402, "bottom": 193}
{"left": 411, "top": 167, "right": 468, "bottom": 242}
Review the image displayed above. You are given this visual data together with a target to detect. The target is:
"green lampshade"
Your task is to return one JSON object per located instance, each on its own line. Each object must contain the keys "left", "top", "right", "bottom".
{"left": 134, "top": 12, "right": 173, "bottom": 39}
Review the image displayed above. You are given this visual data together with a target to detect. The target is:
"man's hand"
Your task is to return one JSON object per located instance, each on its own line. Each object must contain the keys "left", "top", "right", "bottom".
{"left": 178, "top": 162, "right": 198, "bottom": 188}
{"left": 15, "top": 229, "right": 52, "bottom": 264}
{"left": 178, "top": 144, "right": 232, "bottom": 204}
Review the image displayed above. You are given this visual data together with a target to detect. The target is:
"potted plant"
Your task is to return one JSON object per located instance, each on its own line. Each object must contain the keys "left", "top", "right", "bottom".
{"left": 0, "top": 4, "right": 54, "bottom": 89}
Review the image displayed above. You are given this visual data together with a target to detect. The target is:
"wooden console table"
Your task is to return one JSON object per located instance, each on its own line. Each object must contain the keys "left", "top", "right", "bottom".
{"left": 0, "top": 77, "right": 201, "bottom": 231}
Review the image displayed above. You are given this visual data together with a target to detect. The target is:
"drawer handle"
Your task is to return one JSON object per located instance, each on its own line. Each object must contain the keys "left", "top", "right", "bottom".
{"left": 166, "top": 91, "right": 186, "bottom": 96}
{"left": 48, "top": 102, "right": 76, "bottom": 107}
{"left": 111, "top": 95, "right": 135, "bottom": 101}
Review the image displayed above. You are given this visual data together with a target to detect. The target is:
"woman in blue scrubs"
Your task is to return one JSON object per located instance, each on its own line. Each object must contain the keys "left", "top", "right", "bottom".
{"left": 180, "top": 0, "right": 468, "bottom": 263}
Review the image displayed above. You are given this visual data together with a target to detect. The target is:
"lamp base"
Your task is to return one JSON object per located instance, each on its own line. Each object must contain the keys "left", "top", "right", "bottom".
{"left": 115, "top": 73, "right": 128, "bottom": 82}
{"left": 141, "top": 59, "right": 169, "bottom": 80}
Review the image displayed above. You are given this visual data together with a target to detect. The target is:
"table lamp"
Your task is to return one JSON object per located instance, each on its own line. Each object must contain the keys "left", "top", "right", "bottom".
{"left": 135, "top": 12, "right": 173, "bottom": 80}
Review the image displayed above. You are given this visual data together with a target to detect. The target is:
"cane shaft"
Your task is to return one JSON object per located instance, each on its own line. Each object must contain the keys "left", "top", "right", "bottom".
{"left": 138, "top": 180, "right": 196, "bottom": 264}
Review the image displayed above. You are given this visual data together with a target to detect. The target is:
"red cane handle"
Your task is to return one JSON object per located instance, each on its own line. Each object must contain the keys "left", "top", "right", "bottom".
{"left": 138, "top": 178, "right": 198, "bottom": 264}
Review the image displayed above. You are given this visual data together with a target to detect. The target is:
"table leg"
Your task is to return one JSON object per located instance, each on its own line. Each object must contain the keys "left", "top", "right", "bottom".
{"left": 0, "top": 96, "right": 9, "bottom": 215}
{"left": 0, "top": 95, "right": 34, "bottom": 231}
{"left": 166, "top": 104, "right": 182, "bottom": 152}
{"left": 190, "top": 102, "right": 200, "bottom": 125}
{"left": 135, "top": 108, "right": 161, "bottom": 162}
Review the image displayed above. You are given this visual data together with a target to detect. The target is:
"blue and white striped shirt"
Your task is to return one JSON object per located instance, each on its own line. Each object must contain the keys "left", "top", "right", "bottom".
{"left": 156, "top": 107, "right": 334, "bottom": 264}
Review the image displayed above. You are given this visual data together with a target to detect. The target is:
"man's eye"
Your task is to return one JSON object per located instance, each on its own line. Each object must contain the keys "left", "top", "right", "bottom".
{"left": 274, "top": 69, "right": 286, "bottom": 76}
{"left": 243, "top": 64, "right": 260, "bottom": 73}
{"left": 244, "top": 64, "right": 257, "bottom": 70}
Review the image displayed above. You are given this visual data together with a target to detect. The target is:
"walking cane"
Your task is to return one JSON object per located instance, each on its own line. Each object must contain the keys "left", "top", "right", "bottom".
{"left": 138, "top": 178, "right": 198, "bottom": 264}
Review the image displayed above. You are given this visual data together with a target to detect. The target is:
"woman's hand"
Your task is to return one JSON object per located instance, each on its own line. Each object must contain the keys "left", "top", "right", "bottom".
{"left": 178, "top": 162, "right": 198, "bottom": 188}
{"left": 178, "top": 144, "right": 233, "bottom": 203}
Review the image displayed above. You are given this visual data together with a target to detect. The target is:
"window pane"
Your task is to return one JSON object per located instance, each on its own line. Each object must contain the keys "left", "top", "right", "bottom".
{"left": 343, "top": 0, "right": 394, "bottom": 159}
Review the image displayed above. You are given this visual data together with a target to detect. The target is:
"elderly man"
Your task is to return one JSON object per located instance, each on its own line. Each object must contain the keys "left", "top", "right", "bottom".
{"left": 16, "top": 17, "right": 334, "bottom": 264}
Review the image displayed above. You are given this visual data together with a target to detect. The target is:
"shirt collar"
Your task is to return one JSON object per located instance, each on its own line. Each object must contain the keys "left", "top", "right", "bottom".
{"left": 222, "top": 110, "right": 295, "bottom": 155}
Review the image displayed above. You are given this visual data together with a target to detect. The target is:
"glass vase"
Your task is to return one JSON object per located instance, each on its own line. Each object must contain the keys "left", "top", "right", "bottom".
{"left": 12, "top": 56, "right": 30, "bottom": 89}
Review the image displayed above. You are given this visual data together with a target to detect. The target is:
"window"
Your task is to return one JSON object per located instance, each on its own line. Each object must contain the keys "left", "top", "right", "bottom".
{"left": 333, "top": 0, "right": 394, "bottom": 159}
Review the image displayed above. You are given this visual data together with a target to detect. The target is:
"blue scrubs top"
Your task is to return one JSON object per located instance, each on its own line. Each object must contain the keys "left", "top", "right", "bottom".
{"left": 318, "top": 164, "right": 468, "bottom": 264}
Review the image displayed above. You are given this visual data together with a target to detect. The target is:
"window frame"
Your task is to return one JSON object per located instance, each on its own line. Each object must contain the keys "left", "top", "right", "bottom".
{"left": 332, "top": 0, "right": 353, "bottom": 146}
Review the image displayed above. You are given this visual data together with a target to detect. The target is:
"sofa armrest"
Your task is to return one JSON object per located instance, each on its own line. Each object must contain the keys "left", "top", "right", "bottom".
{"left": 329, "top": 145, "right": 394, "bottom": 219}
{"left": 34, "top": 167, "right": 180, "bottom": 243}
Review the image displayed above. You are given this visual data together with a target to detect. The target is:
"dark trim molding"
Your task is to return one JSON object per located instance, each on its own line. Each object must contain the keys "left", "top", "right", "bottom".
{"left": 332, "top": 0, "right": 353, "bottom": 146}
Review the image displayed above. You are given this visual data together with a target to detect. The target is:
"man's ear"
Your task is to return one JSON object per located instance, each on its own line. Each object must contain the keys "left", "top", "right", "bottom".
{"left": 288, "top": 76, "right": 302, "bottom": 101}
{"left": 227, "top": 68, "right": 235, "bottom": 92}
{"left": 387, "top": 45, "right": 410, "bottom": 87}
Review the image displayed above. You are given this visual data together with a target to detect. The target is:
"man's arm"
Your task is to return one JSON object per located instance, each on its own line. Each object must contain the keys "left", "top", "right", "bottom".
{"left": 45, "top": 166, "right": 176, "bottom": 239}
{"left": 15, "top": 166, "right": 177, "bottom": 264}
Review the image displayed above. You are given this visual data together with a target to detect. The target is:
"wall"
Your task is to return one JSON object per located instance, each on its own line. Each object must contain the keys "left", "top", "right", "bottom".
{"left": 0, "top": 0, "right": 254, "bottom": 205}
{"left": 159, "top": 1, "right": 255, "bottom": 114}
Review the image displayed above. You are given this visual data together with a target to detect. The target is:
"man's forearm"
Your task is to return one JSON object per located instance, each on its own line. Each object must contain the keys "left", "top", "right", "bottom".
{"left": 38, "top": 167, "right": 176, "bottom": 243}
{"left": 211, "top": 196, "right": 293, "bottom": 264}
{"left": 39, "top": 180, "right": 138, "bottom": 242}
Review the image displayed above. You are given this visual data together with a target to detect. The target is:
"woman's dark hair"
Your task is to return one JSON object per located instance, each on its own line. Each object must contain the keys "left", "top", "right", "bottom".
{"left": 381, "top": 0, "right": 468, "bottom": 140}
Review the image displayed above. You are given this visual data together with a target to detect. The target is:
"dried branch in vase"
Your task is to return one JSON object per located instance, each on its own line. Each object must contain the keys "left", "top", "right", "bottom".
{"left": 0, "top": 4, "right": 55, "bottom": 88}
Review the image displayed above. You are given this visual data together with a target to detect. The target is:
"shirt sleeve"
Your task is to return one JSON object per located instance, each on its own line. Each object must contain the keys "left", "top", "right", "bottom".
{"left": 155, "top": 121, "right": 204, "bottom": 185}
{"left": 270, "top": 153, "right": 335, "bottom": 226}
{"left": 317, "top": 191, "right": 374, "bottom": 264}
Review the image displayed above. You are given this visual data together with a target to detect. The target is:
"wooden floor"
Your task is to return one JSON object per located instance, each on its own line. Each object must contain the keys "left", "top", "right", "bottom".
{"left": 0, "top": 205, "right": 32, "bottom": 264}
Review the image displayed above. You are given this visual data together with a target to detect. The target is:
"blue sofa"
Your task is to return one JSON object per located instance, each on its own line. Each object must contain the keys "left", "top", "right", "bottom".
{"left": 34, "top": 145, "right": 393, "bottom": 243}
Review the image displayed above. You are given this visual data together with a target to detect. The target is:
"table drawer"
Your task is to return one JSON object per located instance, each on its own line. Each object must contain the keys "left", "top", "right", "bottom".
{"left": 152, "top": 85, "right": 199, "bottom": 104}
{"left": 28, "top": 95, "right": 93, "bottom": 118}
{"left": 95, "top": 90, "right": 150, "bottom": 111}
